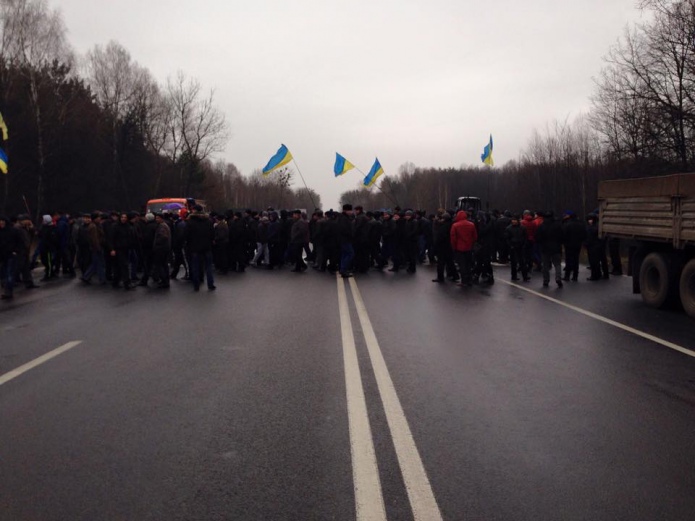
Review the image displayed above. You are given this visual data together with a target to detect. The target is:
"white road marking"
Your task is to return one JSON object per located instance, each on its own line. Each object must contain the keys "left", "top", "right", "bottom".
{"left": 0, "top": 341, "right": 83, "bottom": 387}
{"left": 336, "top": 276, "right": 387, "bottom": 521}
{"left": 348, "top": 278, "right": 444, "bottom": 521}
{"left": 498, "top": 279, "right": 695, "bottom": 358}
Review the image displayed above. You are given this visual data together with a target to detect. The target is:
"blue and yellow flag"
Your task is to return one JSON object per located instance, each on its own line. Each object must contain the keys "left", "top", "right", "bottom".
{"left": 481, "top": 134, "right": 494, "bottom": 166}
{"left": 0, "top": 147, "right": 7, "bottom": 174}
{"left": 334, "top": 153, "right": 355, "bottom": 177}
{"left": 0, "top": 112, "right": 7, "bottom": 141}
{"left": 363, "top": 158, "right": 384, "bottom": 187}
{"left": 262, "top": 144, "right": 293, "bottom": 176}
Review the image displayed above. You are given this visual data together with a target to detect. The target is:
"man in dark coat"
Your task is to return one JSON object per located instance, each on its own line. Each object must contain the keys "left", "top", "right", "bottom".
{"left": 14, "top": 215, "right": 38, "bottom": 289}
{"left": 38, "top": 215, "right": 59, "bottom": 281}
{"left": 585, "top": 214, "right": 609, "bottom": 281}
{"left": 138, "top": 213, "right": 158, "bottom": 286}
{"left": 402, "top": 210, "right": 419, "bottom": 273}
{"left": 432, "top": 212, "right": 458, "bottom": 283}
{"left": 0, "top": 215, "right": 22, "bottom": 299}
{"left": 185, "top": 205, "right": 216, "bottom": 291}
{"left": 290, "top": 210, "right": 309, "bottom": 272}
{"left": 504, "top": 215, "right": 529, "bottom": 282}
{"left": 80, "top": 213, "right": 106, "bottom": 285}
{"left": 562, "top": 211, "right": 587, "bottom": 282}
{"left": 353, "top": 206, "right": 370, "bottom": 273}
{"left": 337, "top": 204, "right": 355, "bottom": 278}
{"left": 152, "top": 213, "right": 172, "bottom": 288}
{"left": 535, "top": 211, "right": 564, "bottom": 288}
{"left": 228, "top": 212, "right": 248, "bottom": 273}
{"left": 110, "top": 213, "right": 137, "bottom": 290}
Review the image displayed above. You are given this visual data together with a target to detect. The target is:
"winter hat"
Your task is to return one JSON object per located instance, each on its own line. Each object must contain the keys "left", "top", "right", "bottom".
{"left": 145, "top": 212, "right": 155, "bottom": 222}
{"left": 42, "top": 215, "right": 52, "bottom": 225}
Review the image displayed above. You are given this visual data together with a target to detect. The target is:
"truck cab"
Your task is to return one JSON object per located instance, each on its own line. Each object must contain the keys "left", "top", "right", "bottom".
{"left": 455, "top": 196, "right": 482, "bottom": 214}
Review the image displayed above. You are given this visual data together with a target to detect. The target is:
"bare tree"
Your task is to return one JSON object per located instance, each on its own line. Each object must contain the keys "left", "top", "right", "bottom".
{"left": 165, "top": 71, "right": 229, "bottom": 195}
{"left": 84, "top": 40, "right": 152, "bottom": 204}
{"left": 0, "top": 0, "right": 73, "bottom": 218}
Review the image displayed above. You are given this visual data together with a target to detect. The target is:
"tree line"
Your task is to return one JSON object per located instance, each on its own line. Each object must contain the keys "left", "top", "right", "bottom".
{"left": 341, "top": 0, "right": 695, "bottom": 216}
{"left": 0, "top": 0, "right": 318, "bottom": 218}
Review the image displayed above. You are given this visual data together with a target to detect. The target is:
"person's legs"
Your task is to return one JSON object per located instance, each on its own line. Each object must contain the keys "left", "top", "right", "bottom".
{"left": 204, "top": 251, "right": 215, "bottom": 289}
{"left": 542, "top": 252, "right": 551, "bottom": 285}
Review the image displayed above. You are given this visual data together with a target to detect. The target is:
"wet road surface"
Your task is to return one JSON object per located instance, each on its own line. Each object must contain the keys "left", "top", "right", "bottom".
{"left": 1, "top": 264, "right": 695, "bottom": 520}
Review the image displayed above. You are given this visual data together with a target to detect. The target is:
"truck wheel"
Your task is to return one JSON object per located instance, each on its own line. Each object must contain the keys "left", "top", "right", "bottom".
{"left": 639, "top": 253, "right": 673, "bottom": 308}
{"left": 680, "top": 259, "right": 695, "bottom": 318}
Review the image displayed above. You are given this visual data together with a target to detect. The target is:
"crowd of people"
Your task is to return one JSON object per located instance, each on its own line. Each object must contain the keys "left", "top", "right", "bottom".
{"left": 0, "top": 202, "right": 623, "bottom": 300}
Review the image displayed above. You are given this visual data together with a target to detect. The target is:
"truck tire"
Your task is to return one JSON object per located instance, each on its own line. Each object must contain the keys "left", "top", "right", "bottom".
{"left": 680, "top": 259, "right": 695, "bottom": 318}
{"left": 639, "top": 253, "right": 674, "bottom": 308}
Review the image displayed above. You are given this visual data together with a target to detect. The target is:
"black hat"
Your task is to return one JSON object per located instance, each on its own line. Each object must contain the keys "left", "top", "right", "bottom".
{"left": 343, "top": 204, "right": 353, "bottom": 211}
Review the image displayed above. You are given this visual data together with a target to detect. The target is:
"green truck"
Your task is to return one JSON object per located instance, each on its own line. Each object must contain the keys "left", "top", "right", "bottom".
{"left": 599, "top": 173, "right": 695, "bottom": 318}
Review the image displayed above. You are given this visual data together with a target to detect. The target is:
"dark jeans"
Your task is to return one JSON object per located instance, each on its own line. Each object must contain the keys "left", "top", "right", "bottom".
{"left": 171, "top": 247, "right": 188, "bottom": 278}
{"left": 1, "top": 256, "right": 16, "bottom": 296}
{"left": 83, "top": 251, "right": 105, "bottom": 283}
{"left": 340, "top": 243, "right": 354, "bottom": 274}
{"left": 564, "top": 246, "right": 581, "bottom": 280}
{"left": 152, "top": 250, "right": 170, "bottom": 286}
{"left": 292, "top": 243, "right": 307, "bottom": 271}
{"left": 436, "top": 248, "right": 457, "bottom": 280}
{"left": 454, "top": 250, "right": 473, "bottom": 285}
{"left": 113, "top": 249, "right": 132, "bottom": 287}
{"left": 191, "top": 251, "right": 215, "bottom": 289}
{"left": 542, "top": 252, "right": 562, "bottom": 284}
{"left": 510, "top": 246, "right": 528, "bottom": 280}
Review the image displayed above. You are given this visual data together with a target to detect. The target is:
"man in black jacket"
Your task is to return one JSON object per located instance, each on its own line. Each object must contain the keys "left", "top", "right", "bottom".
{"left": 110, "top": 213, "right": 136, "bottom": 290}
{"left": 337, "top": 204, "right": 354, "bottom": 278}
{"left": 504, "top": 215, "right": 529, "bottom": 282}
{"left": 432, "top": 212, "right": 458, "bottom": 283}
{"left": 0, "top": 216, "right": 21, "bottom": 299}
{"left": 152, "top": 213, "right": 172, "bottom": 288}
{"left": 403, "top": 210, "right": 419, "bottom": 273}
{"left": 562, "top": 211, "right": 587, "bottom": 282}
{"left": 353, "top": 206, "right": 370, "bottom": 273}
{"left": 290, "top": 210, "right": 309, "bottom": 272}
{"left": 535, "top": 211, "right": 564, "bottom": 288}
{"left": 185, "top": 205, "right": 216, "bottom": 291}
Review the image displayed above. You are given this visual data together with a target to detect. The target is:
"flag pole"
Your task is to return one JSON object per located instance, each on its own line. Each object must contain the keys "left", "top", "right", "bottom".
{"left": 290, "top": 157, "right": 318, "bottom": 210}
{"left": 353, "top": 167, "right": 400, "bottom": 208}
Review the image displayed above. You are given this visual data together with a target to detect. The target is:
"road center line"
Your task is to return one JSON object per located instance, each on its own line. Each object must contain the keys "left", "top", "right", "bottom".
{"left": 336, "top": 276, "right": 387, "bottom": 521}
{"left": 498, "top": 279, "right": 695, "bottom": 358}
{"left": 0, "top": 341, "right": 83, "bottom": 387}
{"left": 348, "top": 278, "right": 444, "bottom": 521}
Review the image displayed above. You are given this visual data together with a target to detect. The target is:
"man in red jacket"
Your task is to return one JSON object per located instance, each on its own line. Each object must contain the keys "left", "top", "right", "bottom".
{"left": 450, "top": 211, "right": 478, "bottom": 287}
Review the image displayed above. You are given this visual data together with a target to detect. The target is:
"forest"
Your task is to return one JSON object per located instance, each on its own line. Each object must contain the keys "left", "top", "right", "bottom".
{"left": 0, "top": 0, "right": 320, "bottom": 218}
{"left": 1, "top": 1, "right": 694, "bottom": 218}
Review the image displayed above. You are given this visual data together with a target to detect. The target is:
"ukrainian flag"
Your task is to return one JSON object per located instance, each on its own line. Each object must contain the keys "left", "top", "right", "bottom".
{"left": 0, "top": 112, "right": 7, "bottom": 141}
{"left": 333, "top": 153, "right": 355, "bottom": 177}
{"left": 481, "top": 134, "right": 494, "bottom": 166}
{"left": 0, "top": 147, "right": 7, "bottom": 174}
{"left": 262, "top": 144, "right": 293, "bottom": 176}
{"left": 363, "top": 158, "right": 384, "bottom": 187}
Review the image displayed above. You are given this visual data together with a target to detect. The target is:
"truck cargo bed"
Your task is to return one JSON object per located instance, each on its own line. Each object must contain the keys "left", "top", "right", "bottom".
{"left": 599, "top": 174, "right": 695, "bottom": 248}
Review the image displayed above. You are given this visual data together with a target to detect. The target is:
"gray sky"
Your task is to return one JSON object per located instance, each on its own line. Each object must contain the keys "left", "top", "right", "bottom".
{"left": 58, "top": 0, "right": 643, "bottom": 209}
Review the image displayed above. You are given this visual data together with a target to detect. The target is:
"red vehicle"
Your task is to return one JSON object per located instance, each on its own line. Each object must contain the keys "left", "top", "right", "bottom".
{"left": 146, "top": 198, "right": 207, "bottom": 215}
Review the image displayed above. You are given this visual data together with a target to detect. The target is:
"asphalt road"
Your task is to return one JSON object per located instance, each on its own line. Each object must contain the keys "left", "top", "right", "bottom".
{"left": 1, "top": 264, "right": 695, "bottom": 521}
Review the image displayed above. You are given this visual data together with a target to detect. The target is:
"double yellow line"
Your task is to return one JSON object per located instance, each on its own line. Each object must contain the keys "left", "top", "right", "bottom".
{"left": 337, "top": 276, "right": 443, "bottom": 521}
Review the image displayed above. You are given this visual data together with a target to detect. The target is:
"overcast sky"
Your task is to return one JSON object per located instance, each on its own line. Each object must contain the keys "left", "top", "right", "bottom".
{"left": 58, "top": 0, "right": 643, "bottom": 209}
